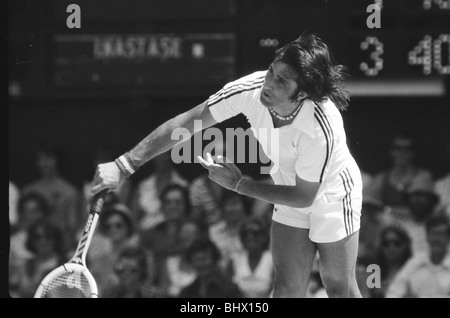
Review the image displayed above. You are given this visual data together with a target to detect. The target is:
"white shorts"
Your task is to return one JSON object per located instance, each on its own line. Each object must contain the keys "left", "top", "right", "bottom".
{"left": 272, "top": 166, "right": 363, "bottom": 243}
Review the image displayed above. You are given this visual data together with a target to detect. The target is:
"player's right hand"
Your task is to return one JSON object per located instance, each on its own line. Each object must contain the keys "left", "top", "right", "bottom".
{"left": 90, "top": 161, "right": 124, "bottom": 196}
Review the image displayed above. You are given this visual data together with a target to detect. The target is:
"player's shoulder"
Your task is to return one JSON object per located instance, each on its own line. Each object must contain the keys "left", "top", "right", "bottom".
{"left": 315, "top": 98, "right": 340, "bottom": 115}
{"left": 236, "top": 70, "right": 267, "bottom": 82}
{"left": 308, "top": 99, "right": 343, "bottom": 141}
{"left": 224, "top": 70, "right": 266, "bottom": 88}
{"left": 313, "top": 99, "right": 343, "bottom": 126}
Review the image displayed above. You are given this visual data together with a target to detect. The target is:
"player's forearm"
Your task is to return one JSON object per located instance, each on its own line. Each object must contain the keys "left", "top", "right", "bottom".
{"left": 128, "top": 116, "right": 183, "bottom": 167}
{"left": 237, "top": 178, "right": 314, "bottom": 208}
{"left": 125, "top": 102, "right": 213, "bottom": 168}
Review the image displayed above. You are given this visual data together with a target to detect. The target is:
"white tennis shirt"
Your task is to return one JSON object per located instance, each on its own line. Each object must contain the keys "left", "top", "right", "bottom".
{"left": 207, "top": 70, "right": 362, "bottom": 223}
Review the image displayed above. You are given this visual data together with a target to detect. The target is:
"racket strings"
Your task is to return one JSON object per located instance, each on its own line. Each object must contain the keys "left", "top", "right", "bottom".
{"left": 40, "top": 272, "right": 92, "bottom": 298}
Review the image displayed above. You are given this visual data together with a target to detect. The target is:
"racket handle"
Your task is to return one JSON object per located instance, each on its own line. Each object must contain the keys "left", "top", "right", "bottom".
{"left": 90, "top": 189, "right": 107, "bottom": 214}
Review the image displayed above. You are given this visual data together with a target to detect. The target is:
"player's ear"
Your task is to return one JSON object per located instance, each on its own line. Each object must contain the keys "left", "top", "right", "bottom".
{"left": 296, "top": 91, "right": 307, "bottom": 100}
{"left": 294, "top": 91, "right": 307, "bottom": 103}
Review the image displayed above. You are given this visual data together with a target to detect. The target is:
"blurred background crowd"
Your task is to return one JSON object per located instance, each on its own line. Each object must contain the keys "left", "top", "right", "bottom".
{"left": 8, "top": 0, "right": 450, "bottom": 298}
{"left": 8, "top": 131, "right": 450, "bottom": 298}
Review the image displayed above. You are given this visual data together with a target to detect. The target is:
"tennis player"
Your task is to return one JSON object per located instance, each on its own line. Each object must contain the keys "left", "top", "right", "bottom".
{"left": 91, "top": 34, "right": 363, "bottom": 298}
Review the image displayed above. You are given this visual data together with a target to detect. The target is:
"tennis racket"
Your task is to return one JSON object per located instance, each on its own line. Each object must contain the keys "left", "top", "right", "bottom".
{"left": 34, "top": 190, "right": 107, "bottom": 298}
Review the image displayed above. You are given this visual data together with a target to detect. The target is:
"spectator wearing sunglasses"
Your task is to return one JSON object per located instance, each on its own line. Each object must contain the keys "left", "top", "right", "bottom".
{"left": 370, "top": 224, "right": 413, "bottom": 298}
{"left": 386, "top": 215, "right": 450, "bottom": 298}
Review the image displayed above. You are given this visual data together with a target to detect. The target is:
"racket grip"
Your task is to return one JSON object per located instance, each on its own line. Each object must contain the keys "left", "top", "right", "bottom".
{"left": 90, "top": 189, "right": 107, "bottom": 214}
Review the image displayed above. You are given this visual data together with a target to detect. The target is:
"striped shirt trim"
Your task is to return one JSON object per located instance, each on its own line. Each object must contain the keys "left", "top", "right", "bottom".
{"left": 339, "top": 168, "right": 355, "bottom": 236}
{"left": 207, "top": 75, "right": 265, "bottom": 107}
{"left": 313, "top": 104, "right": 334, "bottom": 183}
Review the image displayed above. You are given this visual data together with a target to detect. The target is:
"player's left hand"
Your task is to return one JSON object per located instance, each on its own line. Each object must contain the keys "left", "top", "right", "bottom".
{"left": 197, "top": 153, "right": 243, "bottom": 191}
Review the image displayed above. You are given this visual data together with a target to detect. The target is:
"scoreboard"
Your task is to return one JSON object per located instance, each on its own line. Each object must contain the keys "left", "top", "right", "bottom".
{"left": 52, "top": 33, "right": 236, "bottom": 96}
{"left": 9, "top": 0, "right": 450, "bottom": 98}
{"left": 339, "top": 0, "right": 449, "bottom": 96}
{"left": 238, "top": 0, "right": 450, "bottom": 96}
{"left": 50, "top": 0, "right": 237, "bottom": 96}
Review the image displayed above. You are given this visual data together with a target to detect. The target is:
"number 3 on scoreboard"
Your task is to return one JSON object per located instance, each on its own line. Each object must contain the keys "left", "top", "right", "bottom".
{"left": 360, "top": 36, "right": 384, "bottom": 77}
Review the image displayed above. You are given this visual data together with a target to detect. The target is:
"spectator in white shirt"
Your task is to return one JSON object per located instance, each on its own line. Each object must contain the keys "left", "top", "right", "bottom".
{"left": 386, "top": 215, "right": 450, "bottom": 298}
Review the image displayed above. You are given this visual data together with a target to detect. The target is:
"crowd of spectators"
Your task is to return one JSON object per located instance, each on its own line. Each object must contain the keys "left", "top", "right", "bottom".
{"left": 9, "top": 132, "right": 450, "bottom": 298}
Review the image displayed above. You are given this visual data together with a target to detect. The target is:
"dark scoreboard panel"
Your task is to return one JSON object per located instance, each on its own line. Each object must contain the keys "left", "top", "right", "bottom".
{"left": 238, "top": 0, "right": 449, "bottom": 96}
{"left": 50, "top": 0, "right": 237, "bottom": 96}
{"left": 53, "top": 33, "right": 236, "bottom": 95}
{"left": 52, "top": 0, "right": 237, "bottom": 22}
{"left": 15, "top": 0, "right": 449, "bottom": 97}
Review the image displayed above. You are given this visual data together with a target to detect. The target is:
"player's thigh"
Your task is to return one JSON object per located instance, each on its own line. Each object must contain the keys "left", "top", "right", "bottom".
{"left": 317, "top": 230, "right": 360, "bottom": 279}
{"left": 270, "top": 220, "right": 317, "bottom": 276}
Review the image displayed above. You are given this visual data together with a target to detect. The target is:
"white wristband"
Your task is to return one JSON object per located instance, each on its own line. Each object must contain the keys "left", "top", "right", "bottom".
{"left": 234, "top": 177, "right": 245, "bottom": 193}
{"left": 115, "top": 153, "right": 138, "bottom": 177}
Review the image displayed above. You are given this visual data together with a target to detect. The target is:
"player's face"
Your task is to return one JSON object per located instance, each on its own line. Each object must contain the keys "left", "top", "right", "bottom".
{"left": 260, "top": 61, "right": 299, "bottom": 109}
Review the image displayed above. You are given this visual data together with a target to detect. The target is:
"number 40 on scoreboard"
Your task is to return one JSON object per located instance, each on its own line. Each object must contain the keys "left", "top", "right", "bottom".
{"left": 408, "top": 34, "right": 450, "bottom": 75}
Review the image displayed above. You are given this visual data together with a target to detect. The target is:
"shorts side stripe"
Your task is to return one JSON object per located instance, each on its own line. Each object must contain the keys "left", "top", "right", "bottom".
{"left": 343, "top": 168, "right": 355, "bottom": 232}
{"left": 339, "top": 172, "right": 350, "bottom": 236}
{"left": 339, "top": 169, "right": 355, "bottom": 235}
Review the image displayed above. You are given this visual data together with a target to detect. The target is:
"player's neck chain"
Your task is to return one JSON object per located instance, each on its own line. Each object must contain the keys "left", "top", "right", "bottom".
{"left": 269, "top": 98, "right": 306, "bottom": 121}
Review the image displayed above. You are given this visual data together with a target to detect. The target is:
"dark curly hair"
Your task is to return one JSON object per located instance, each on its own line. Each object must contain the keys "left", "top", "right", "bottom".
{"left": 273, "top": 33, "right": 350, "bottom": 110}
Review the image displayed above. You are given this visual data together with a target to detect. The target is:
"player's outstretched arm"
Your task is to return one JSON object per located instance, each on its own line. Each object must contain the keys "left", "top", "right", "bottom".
{"left": 91, "top": 101, "right": 217, "bottom": 195}
{"left": 129, "top": 101, "right": 217, "bottom": 167}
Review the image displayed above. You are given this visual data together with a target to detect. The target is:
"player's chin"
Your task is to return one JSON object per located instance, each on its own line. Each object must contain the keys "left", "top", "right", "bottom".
{"left": 259, "top": 93, "right": 271, "bottom": 108}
